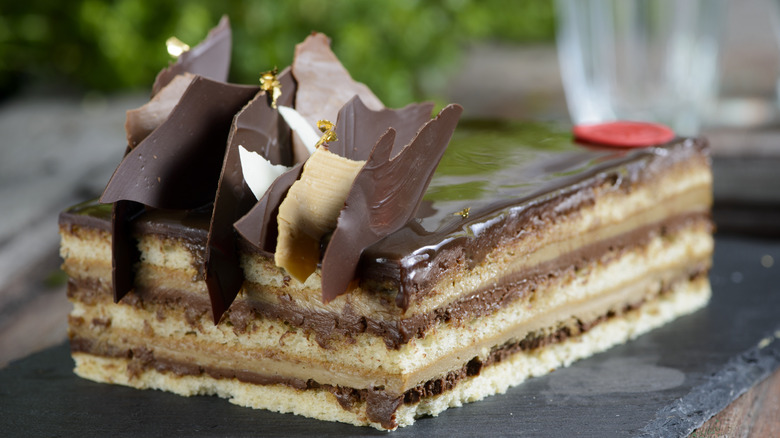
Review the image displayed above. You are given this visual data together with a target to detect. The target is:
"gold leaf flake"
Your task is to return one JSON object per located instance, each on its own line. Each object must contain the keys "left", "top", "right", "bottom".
{"left": 165, "top": 37, "right": 190, "bottom": 58}
{"left": 314, "top": 120, "right": 337, "bottom": 149}
{"left": 259, "top": 68, "right": 282, "bottom": 109}
{"left": 454, "top": 207, "right": 470, "bottom": 218}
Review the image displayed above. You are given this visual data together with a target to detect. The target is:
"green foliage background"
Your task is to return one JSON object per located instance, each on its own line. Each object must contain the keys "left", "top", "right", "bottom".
{"left": 0, "top": 0, "right": 555, "bottom": 106}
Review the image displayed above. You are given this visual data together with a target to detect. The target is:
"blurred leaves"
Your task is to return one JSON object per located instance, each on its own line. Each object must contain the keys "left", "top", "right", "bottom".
{"left": 0, "top": 0, "right": 554, "bottom": 105}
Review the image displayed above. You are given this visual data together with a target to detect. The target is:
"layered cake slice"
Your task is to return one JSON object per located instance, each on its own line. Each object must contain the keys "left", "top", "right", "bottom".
{"left": 58, "top": 21, "right": 713, "bottom": 430}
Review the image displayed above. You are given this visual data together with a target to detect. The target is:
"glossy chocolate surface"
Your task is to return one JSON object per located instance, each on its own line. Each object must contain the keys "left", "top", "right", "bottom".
{"left": 357, "top": 120, "right": 705, "bottom": 307}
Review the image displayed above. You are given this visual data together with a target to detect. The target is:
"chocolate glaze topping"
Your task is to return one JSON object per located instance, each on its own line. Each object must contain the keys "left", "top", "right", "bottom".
{"left": 151, "top": 16, "right": 231, "bottom": 96}
{"left": 205, "top": 68, "right": 296, "bottom": 322}
{"left": 356, "top": 122, "right": 708, "bottom": 309}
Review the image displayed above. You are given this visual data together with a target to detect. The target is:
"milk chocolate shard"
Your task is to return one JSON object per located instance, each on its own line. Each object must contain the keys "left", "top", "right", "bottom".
{"left": 290, "top": 32, "right": 384, "bottom": 162}
{"left": 152, "top": 15, "right": 232, "bottom": 96}
{"left": 125, "top": 73, "right": 195, "bottom": 148}
{"left": 100, "top": 76, "right": 259, "bottom": 302}
{"left": 321, "top": 104, "right": 463, "bottom": 302}
{"left": 205, "top": 68, "right": 296, "bottom": 322}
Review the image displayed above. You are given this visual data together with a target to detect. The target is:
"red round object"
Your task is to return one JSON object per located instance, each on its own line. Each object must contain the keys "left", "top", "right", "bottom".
{"left": 573, "top": 121, "right": 675, "bottom": 148}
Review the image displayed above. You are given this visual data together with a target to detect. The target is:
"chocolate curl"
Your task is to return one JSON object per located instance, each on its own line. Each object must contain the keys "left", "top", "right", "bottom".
{"left": 101, "top": 76, "right": 259, "bottom": 302}
{"left": 321, "top": 104, "right": 463, "bottom": 302}
{"left": 205, "top": 68, "right": 296, "bottom": 323}
{"left": 152, "top": 16, "right": 232, "bottom": 96}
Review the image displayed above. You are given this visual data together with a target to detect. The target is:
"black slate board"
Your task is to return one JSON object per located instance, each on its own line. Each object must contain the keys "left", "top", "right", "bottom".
{"left": 2, "top": 235, "right": 779, "bottom": 438}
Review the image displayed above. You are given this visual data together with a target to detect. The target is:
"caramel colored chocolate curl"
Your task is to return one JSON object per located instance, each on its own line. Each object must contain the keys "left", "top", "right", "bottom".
{"left": 275, "top": 148, "right": 366, "bottom": 282}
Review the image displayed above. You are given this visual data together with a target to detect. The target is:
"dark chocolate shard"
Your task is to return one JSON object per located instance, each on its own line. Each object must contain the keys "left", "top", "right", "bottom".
{"left": 290, "top": 32, "right": 384, "bottom": 162}
{"left": 101, "top": 76, "right": 259, "bottom": 210}
{"left": 110, "top": 200, "right": 144, "bottom": 302}
{"left": 233, "top": 163, "right": 304, "bottom": 255}
{"left": 330, "top": 96, "right": 434, "bottom": 161}
{"left": 321, "top": 104, "right": 463, "bottom": 302}
{"left": 152, "top": 16, "right": 232, "bottom": 96}
{"left": 101, "top": 76, "right": 259, "bottom": 303}
{"left": 205, "top": 68, "right": 296, "bottom": 322}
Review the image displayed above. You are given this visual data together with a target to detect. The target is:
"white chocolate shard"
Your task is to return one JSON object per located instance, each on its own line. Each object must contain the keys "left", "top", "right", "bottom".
{"left": 278, "top": 105, "right": 319, "bottom": 156}
{"left": 237, "top": 145, "right": 289, "bottom": 200}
